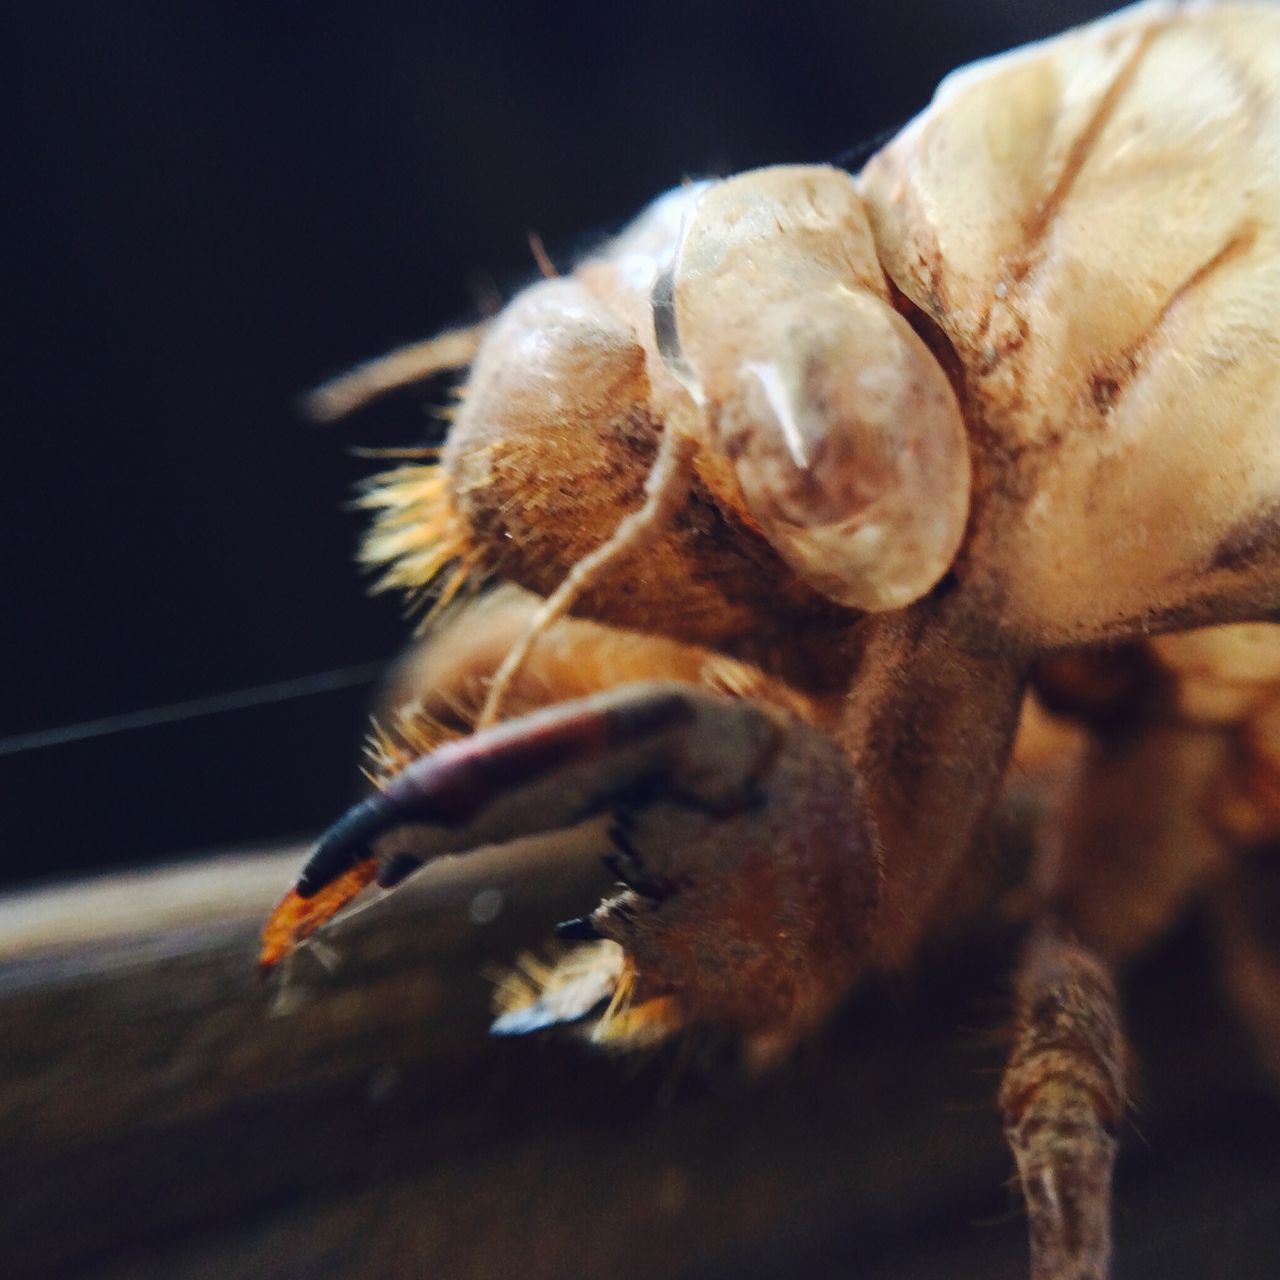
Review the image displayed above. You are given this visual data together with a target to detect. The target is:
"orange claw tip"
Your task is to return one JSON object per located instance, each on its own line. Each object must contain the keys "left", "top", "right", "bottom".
{"left": 257, "top": 857, "right": 379, "bottom": 975}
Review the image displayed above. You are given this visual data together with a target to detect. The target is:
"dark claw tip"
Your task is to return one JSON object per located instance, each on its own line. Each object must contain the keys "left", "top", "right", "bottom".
{"left": 554, "top": 915, "right": 602, "bottom": 941}
{"left": 376, "top": 851, "right": 423, "bottom": 890}
{"left": 296, "top": 797, "right": 389, "bottom": 899}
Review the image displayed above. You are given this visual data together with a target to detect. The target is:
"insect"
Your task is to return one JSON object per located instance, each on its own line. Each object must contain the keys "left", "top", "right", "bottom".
{"left": 262, "top": 4, "right": 1280, "bottom": 1276}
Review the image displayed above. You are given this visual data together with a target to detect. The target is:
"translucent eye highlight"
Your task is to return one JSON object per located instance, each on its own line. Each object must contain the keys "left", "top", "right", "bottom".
{"left": 717, "top": 290, "right": 971, "bottom": 612}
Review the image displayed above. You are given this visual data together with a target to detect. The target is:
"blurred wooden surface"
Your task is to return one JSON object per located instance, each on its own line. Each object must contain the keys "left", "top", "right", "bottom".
{"left": 3, "top": 833, "right": 1280, "bottom": 1280}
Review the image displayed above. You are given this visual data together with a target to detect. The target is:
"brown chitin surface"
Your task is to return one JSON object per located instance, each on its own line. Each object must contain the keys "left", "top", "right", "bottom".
{"left": 369, "top": 588, "right": 832, "bottom": 786}
{"left": 838, "top": 602, "right": 1026, "bottom": 965}
{"left": 859, "top": 3, "right": 1280, "bottom": 649}
{"left": 1219, "top": 697, "right": 1280, "bottom": 846}
{"left": 999, "top": 931, "right": 1126, "bottom": 1280}
{"left": 1046, "top": 723, "right": 1234, "bottom": 962}
{"left": 440, "top": 278, "right": 853, "bottom": 663}
{"left": 594, "top": 711, "right": 881, "bottom": 1069}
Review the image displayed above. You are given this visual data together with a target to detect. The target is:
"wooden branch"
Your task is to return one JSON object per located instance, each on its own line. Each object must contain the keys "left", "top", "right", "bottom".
{"left": 2, "top": 828, "right": 1277, "bottom": 1279}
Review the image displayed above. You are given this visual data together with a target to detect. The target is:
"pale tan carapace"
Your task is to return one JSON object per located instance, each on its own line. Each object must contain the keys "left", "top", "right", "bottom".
{"left": 266, "top": 7, "right": 1280, "bottom": 1278}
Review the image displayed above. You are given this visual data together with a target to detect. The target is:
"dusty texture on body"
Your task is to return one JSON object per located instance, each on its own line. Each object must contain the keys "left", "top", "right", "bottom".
{"left": 859, "top": 2, "right": 1280, "bottom": 646}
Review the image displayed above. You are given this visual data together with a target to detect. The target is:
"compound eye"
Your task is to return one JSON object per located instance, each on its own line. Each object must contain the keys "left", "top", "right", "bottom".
{"left": 717, "top": 289, "right": 971, "bottom": 612}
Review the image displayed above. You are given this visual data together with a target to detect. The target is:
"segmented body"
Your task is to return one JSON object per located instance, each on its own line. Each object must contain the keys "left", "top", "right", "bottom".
{"left": 265, "top": 6, "right": 1280, "bottom": 1278}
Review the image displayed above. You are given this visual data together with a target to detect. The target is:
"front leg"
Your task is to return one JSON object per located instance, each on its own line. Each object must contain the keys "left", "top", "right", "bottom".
{"left": 261, "top": 683, "right": 880, "bottom": 1069}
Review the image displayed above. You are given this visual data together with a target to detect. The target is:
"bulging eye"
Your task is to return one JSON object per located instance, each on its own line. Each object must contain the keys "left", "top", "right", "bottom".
{"left": 654, "top": 165, "right": 973, "bottom": 614}
{"left": 714, "top": 289, "right": 971, "bottom": 612}
{"left": 435, "top": 271, "right": 849, "bottom": 650}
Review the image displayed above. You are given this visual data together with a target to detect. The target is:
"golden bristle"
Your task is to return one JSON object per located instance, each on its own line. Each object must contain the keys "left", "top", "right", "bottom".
{"left": 698, "top": 654, "right": 819, "bottom": 723}
{"left": 582, "top": 952, "right": 683, "bottom": 1052}
{"left": 361, "top": 699, "right": 472, "bottom": 787}
{"left": 348, "top": 444, "right": 443, "bottom": 461}
{"left": 423, "top": 552, "right": 483, "bottom": 622}
{"left": 593, "top": 953, "right": 638, "bottom": 1031}
{"left": 489, "top": 942, "right": 629, "bottom": 1028}
{"left": 355, "top": 464, "right": 479, "bottom": 617}
{"left": 489, "top": 949, "right": 563, "bottom": 1019}
{"left": 589, "top": 995, "right": 684, "bottom": 1051}
{"left": 490, "top": 942, "right": 685, "bottom": 1052}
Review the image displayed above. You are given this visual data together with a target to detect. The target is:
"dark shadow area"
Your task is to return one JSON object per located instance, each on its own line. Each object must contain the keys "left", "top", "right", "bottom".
{"left": 6, "top": 0, "right": 1119, "bottom": 883}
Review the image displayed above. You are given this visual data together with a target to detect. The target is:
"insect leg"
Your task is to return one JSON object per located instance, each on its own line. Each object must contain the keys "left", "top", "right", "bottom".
{"left": 998, "top": 927, "right": 1126, "bottom": 1280}
{"left": 263, "top": 679, "right": 880, "bottom": 1062}
{"left": 260, "top": 683, "right": 788, "bottom": 972}
{"left": 475, "top": 425, "right": 698, "bottom": 728}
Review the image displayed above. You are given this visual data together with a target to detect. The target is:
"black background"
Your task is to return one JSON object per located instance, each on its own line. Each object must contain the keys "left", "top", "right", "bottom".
{"left": 5, "top": 0, "right": 1119, "bottom": 885}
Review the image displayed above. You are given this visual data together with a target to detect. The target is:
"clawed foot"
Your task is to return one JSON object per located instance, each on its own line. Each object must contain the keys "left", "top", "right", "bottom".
{"left": 261, "top": 682, "right": 879, "bottom": 1066}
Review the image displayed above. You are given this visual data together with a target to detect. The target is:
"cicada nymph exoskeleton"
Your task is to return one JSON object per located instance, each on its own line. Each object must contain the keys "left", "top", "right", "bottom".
{"left": 265, "top": 5, "right": 1280, "bottom": 1276}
